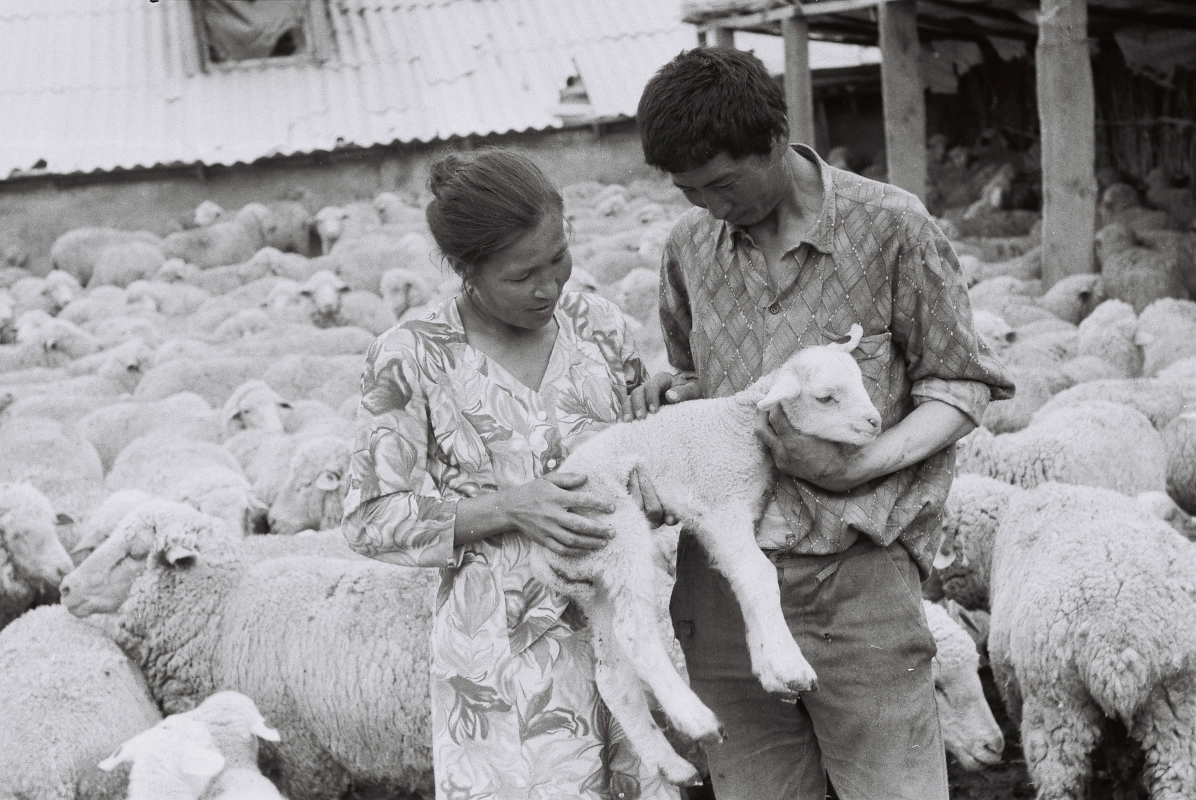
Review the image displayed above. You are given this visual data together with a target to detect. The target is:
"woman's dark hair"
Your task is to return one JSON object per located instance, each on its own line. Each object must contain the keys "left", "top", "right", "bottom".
{"left": 637, "top": 47, "right": 789, "bottom": 174}
{"left": 425, "top": 148, "right": 563, "bottom": 279}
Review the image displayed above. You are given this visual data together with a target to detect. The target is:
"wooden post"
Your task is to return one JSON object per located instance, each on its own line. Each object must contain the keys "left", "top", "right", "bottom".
{"left": 712, "top": 27, "right": 735, "bottom": 49}
{"left": 878, "top": 0, "right": 927, "bottom": 202}
{"left": 1038, "top": 0, "right": 1097, "bottom": 284}
{"left": 782, "top": 15, "right": 816, "bottom": 147}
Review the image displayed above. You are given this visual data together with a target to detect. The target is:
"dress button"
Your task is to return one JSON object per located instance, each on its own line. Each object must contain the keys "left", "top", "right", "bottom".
{"left": 536, "top": 410, "right": 548, "bottom": 421}
{"left": 546, "top": 459, "right": 558, "bottom": 469}
{"left": 769, "top": 303, "right": 782, "bottom": 314}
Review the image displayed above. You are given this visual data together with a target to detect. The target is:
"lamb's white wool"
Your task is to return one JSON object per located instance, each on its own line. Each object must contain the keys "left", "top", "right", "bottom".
{"left": 99, "top": 715, "right": 226, "bottom": 800}
{"left": 538, "top": 325, "right": 882, "bottom": 784}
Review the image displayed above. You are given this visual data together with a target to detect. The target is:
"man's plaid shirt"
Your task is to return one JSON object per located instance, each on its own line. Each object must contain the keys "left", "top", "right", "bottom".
{"left": 659, "top": 145, "right": 1015, "bottom": 577}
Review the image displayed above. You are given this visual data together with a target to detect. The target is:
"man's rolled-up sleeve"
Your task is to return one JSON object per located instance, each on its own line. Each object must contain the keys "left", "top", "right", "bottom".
{"left": 892, "top": 223, "right": 1016, "bottom": 426}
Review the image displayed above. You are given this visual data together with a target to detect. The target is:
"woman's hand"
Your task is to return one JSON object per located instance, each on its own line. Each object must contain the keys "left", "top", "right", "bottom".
{"left": 499, "top": 472, "right": 616, "bottom": 557}
{"left": 625, "top": 373, "right": 702, "bottom": 421}
{"left": 628, "top": 467, "right": 678, "bottom": 528}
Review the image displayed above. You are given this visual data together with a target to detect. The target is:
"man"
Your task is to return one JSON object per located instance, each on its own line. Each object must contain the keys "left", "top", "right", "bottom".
{"left": 631, "top": 48, "right": 1014, "bottom": 799}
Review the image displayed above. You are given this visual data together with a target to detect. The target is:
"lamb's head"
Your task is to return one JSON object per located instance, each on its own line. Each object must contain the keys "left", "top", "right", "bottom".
{"left": 234, "top": 202, "right": 271, "bottom": 239}
{"left": 99, "top": 715, "right": 225, "bottom": 799}
{"left": 1100, "top": 182, "right": 1140, "bottom": 214}
{"left": 923, "top": 600, "right": 1004, "bottom": 771}
{"left": 95, "top": 337, "right": 155, "bottom": 389}
{"left": 154, "top": 257, "right": 200, "bottom": 284}
{"left": 60, "top": 499, "right": 221, "bottom": 617}
{"left": 181, "top": 690, "right": 280, "bottom": 765}
{"left": 0, "top": 482, "right": 74, "bottom": 590}
{"left": 380, "top": 267, "right": 433, "bottom": 319}
{"left": 19, "top": 314, "right": 102, "bottom": 361}
{"left": 267, "top": 436, "right": 350, "bottom": 535}
{"left": 1038, "top": 273, "right": 1106, "bottom": 325}
{"left": 299, "top": 270, "right": 348, "bottom": 320}
{"left": 971, "top": 309, "right": 1016, "bottom": 353}
{"left": 314, "top": 206, "right": 349, "bottom": 254}
{"left": 44, "top": 270, "right": 82, "bottom": 312}
{"left": 70, "top": 490, "right": 157, "bottom": 560}
{"left": 755, "top": 324, "right": 882, "bottom": 446}
{"left": 222, "top": 380, "right": 291, "bottom": 438}
{"left": 194, "top": 199, "right": 226, "bottom": 227}
{"left": 934, "top": 474, "right": 1020, "bottom": 609}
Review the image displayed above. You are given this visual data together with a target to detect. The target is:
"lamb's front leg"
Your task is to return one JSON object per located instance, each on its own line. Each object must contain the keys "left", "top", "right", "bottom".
{"left": 691, "top": 504, "right": 818, "bottom": 695}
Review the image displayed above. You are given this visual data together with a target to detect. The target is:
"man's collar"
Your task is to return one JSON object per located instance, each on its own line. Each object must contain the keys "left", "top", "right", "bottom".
{"left": 719, "top": 143, "right": 837, "bottom": 255}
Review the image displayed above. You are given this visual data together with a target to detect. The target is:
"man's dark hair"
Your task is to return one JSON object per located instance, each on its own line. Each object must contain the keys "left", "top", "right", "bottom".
{"left": 637, "top": 47, "right": 789, "bottom": 174}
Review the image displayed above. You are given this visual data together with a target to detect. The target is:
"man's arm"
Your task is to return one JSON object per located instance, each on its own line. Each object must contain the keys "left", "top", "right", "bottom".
{"left": 755, "top": 399, "right": 975, "bottom": 492}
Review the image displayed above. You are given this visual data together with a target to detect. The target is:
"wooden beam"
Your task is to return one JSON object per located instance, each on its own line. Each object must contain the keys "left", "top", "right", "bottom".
{"left": 1038, "top": 0, "right": 1097, "bottom": 284}
{"left": 878, "top": 0, "right": 926, "bottom": 201}
{"left": 712, "top": 27, "right": 736, "bottom": 48}
{"left": 783, "top": 15, "right": 816, "bottom": 147}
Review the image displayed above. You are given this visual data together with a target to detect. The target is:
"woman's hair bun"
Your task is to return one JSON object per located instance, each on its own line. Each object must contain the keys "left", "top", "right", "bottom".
{"left": 427, "top": 153, "right": 467, "bottom": 199}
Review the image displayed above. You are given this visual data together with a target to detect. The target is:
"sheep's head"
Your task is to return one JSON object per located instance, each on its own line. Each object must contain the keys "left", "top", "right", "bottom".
{"left": 971, "top": 309, "right": 1016, "bottom": 353}
{"left": 182, "top": 690, "right": 280, "bottom": 764}
{"left": 60, "top": 499, "right": 216, "bottom": 617}
{"left": 380, "top": 268, "right": 432, "bottom": 319}
{"left": 1100, "top": 182, "right": 1140, "bottom": 214}
{"left": 44, "top": 270, "right": 82, "bottom": 312}
{"left": 755, "top": 324, "right": 882, "bottom": 446}
{"left": 222, "top": 380, "right": 291, "bottom": 437}
{"left": 99, "top": 715, "right": 225, "bottom": 797}
{"left": 314, "top": 206, "right": 348, "bottom": 254}
{"left": 235, "top": 202, "right": 271, "bottom": 239}
{"left": 609, "top": 268, "right": 657, "bottom": 324}
{"left": 299, "top": 270, "right": 349, "bottom": 320}
{"left": 194, "top": 200, "right": 226, "bottom": 227}
{"left": 96, "top": 338, "right": 155, "bottom": 388}
{"left": 267, "top": 436, "right": 350, "bottom": 535}
{"left": 0, "top": 483, "right": 73, "bottom": 589}
{"left": 154, "top": 257, "right": 199, "bottom": 284}
{"left": 934, "top": 474, "right": 1019, "bottom": 609}
{"left": 924, "top": 600, "right": 1004, "bottom": 771}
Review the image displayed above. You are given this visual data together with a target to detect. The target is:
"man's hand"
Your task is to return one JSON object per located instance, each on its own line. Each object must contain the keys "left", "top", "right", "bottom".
{"left": 626, "top": 373, "right": 701, "bottom": 421}
{"left": 754, "top": 406, "right": 868, "bottom": 492}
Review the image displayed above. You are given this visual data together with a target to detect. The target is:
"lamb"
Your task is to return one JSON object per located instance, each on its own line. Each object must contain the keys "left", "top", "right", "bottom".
{"left": 212, "top": 308, "right": 277, "bottom": 340}
{"left": 0, "top": 339, "right": 152, "bottom": 407}
{"left": 134, "top": 357, "right": 266, "bottom": 406}
{"left": 227, "top": 325, "right": 375, "bottom": 359}
{"left": 313, "top": 201, "right": 381, "bottom": 254}
{"left": 331, "top": 230, "right": 435, "bottom": 294}
{"left": 194, "top": 200, "right": 227, "bottom": 227}
{"left": 60, "top": 502, "right": 437, "bottom": 800}
{"left": 261, "top": 354, "right": 363, "bottom": 408}
{"left": 50, "top": 227, "right": 163, "bottom": 286}
{"left": 0, "top": 605, "right": 163, "bottom": 800}
{"left": 0, "top": 482, "right": 74, "bottom": 630}
{"left": 184, "top": 691, "right": 284, "bottom": 800}
{"left": 1095, "top": 223, "right": 1189, "bottom": 313}
{"left": 126, "top": 278, "right": 212, "bottom": 317}
{"left": 162, "top": 204, "right": 270, "bottom": 269}
{"left": 295, "top": 270, "right": 396, "bottom": 334}
{"left": 379, "top": 267, "right": 436, "bottom": 320}
{"left": 1136, "top": 297, "right": 1196, "bottom": 377}
{"left": 10, "top": 270, "right": 84, "bottom": 316}
{"left": 221, "top": 380, "right": 290, "bottom": 438}
{"left": 15, "top": 311, "right": 102, "bottom": 358}
{"left": 956, "top": 400, "right": 1168, "bottom": 496}
{"left": 79, "top": 392, "right": 220, "bottom": 470}
{"left": 986, "top": 483, "right": 1196, "bottom": 800}
{"left": 266, "top": 436, "right": 350, "bottom": 535}
{"left": 1161, "top": 411, "right": 1196, "bottom": 514}
{"left": 98, "top": 714, "right": 226, "bottom": 800}
{"left": 1076, "top": 298, "right": 1142, "bottom": 378}
{"left": 605, "top": 267, "right": 658, "bottom": 324}
{"left": 58, "top": 284, "right": 140, "bottom": 328}
{"left": 90, "top": 240, "right": 167, "bottom": 288}
{"left": 514, "top": 325, "right": 882, "bottom": 784}
{"left": 1037, "top": 376, "right": 1196, "bottom": 430}
{"left": 922, "top": 599, "right": 1005, "bottom": 772}
{"left": 0, "top": 417, "right": 106, "bottom": 525}
{"left": 106, "top": 432, "right": 263, "bottom": 535}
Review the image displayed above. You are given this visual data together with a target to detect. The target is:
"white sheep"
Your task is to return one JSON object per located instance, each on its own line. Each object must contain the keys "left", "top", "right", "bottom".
{"left": 182, "top": 691, "right": 284, "bottom": 800}
{"left": 90, "top": 240, "right": 167, "bottom": 288}
{"left": 0, "top": 482, "right": 74, "bottom": 630}
{"left": 986, "top": 483, "right": 1196, "bottom": 800}
{"left": 1035, "top": 376, "right": 1195, "bottom": 430}
{"left": 194, "top": 200, "right": 227, "bottom": 227}
{"left": 313, "top": 201, "right": 381, "bottom": 254}
{"left": 50, "top": 227, "right": 163, "bottom": 287}
{"left": 956, "top": 400, "right": 1168, "bottom": 496}
{"left": 106, "top": 433, "right": 263, "bottom": 535}
{"left": 1136, "top": 490, "right": 1196, "bottom": 542}
{"left": 61, "top": 502, "right": 437, "bottom": 800}
{"left": 331, "top": 230, "right": 435, "bottom": 294}
{"left": 134, "top": 357, "right": 267, "bottom": 406}
{"left": 79, "top": 392, "right": 220, "bottom": 470}
{"left": 0, "top": 339, "right": 153, "bottom": 408}
{"left": 98, "top": 715, "right": 226, "bottom": 800}
{"left": 1161, "top": 411, "right": 1196, "bottom": 514}
{"left": 1095, "top": 223, "right": 1190, "bottom": 313}
{"left": 0, "top": 417, "right": 105, "bottom": 525}
{"left": 970, "top": 308, "right": 1017, "bottom": 354}
{"left": 604, "top": 266, "right": 657, "bottom": 324}
{"left": 261, "top": 354, "right": 363, "bottom": 408}
{"left": 265, "top": 436, "right": 350, "bottom": 535}
{"left": 0, "top": 605, "right": 163, "bottom": 799}
{"left": 213, "top": 308, "right": 277, "bottom": 340}
{"left": 126, "top": 278, "right": 212, "bottom": 317}
{"left": 58, "top": 284, "right": 141, "bottom": 328}
{"left": 162, "top": 204, "right": 270, "bottom": 269}
{"left": 221, "top": 380, "right": 290, "bottom": 439}
{"left": 1076, "top": 298, "right": 1142, "bottom": 378}
{"left": 227, "top": 325, "right": 375, "bottom": 359}
{"left": 11, "top": 270, "right": 84, "bottom": 317}
{"left": 523, "top": 326, "right": 882, "bottom": 784}
{"left": 980, "top": 366, "right": 1053, "bottom": 434}
{"left": 70, "top": 489, "right": 158, "bottom": 559}
{"left": 296, "top": 270, "right": 396, "bottom": 334}
{"left": 1136, "top": 297, "right": 1196, "bottom": 377}
{"left": 379, "top": 267, "right": 436, "bottom": 320}
{"left": 922, "top": 599, "right": 1005, "bottom": 771}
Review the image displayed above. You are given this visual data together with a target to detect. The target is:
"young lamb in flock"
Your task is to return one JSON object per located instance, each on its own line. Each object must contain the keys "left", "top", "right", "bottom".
{"left": 532, "top": 324, "right": 883, "bottom": 785}
{"left": 936, "top": 477, "right": 1196, "bottom": 800}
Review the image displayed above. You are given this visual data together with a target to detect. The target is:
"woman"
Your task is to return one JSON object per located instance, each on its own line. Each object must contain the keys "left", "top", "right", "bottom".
{"left": 342, "top": 149, "right": 679, "bottom": 800}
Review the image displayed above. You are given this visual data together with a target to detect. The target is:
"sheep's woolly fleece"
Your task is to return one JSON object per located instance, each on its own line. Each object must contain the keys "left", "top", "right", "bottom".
{"left": 0, "top": 605, "right": 162, "bottom": 800}
{"left": 936, "top": 474, "right": 1020, "bottom": 611}
{"left": 66, "top": 503, "right": 436, "bottom": 800}
{"left": 987, "top": 483, "right": 1196, "bottom": 800}
{"left": 0, "top": 482, "right": 74, "bottom": 630}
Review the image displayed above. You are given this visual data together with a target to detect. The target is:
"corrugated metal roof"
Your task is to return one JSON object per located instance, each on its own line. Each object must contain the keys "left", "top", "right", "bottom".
{"left": 0, "top": 0, "right": 696, "bottom": 179}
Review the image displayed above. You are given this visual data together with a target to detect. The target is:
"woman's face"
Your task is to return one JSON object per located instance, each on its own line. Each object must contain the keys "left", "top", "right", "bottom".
{"left": 466, "top": 209, "right": 572, "bottom": 331}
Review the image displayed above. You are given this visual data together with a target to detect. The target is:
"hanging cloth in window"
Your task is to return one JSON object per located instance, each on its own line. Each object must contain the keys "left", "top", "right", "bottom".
{"left": 200, "top": 0, "right": 306, "bottom": 62}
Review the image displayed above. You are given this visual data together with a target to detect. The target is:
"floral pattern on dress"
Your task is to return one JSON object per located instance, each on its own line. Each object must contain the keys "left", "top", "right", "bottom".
{"left": 343, "top": 291, "right": 674, "bottom": 800}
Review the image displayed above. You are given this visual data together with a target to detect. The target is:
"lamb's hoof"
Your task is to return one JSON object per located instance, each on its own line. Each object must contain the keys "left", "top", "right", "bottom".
{"left": 696, "top": 722, "right": 725, "bottom": 745}
{"left": 658, "top": 757, "right": 701, "bottom": 787}
{"left": 756, "top": 657, "right": 818, "bottom": 696}
{"left": 662, "top": 697, "right": 723, "bottom": 743}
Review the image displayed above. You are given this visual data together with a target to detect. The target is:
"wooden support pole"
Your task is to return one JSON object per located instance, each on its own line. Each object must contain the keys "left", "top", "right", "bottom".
{"left": 783, "top": 15, "right": 816, "bottom": 147}
{"left": 1038, "top": 0, "right": 1097, "bottom": 285}
{"left": 712, "top": 27, "right": 735, "bottom": 49}
{"left": 878, "top": 0, "right": 927, "bottom": 202}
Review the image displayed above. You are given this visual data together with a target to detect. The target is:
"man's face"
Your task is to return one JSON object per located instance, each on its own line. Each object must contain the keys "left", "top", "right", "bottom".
{"left": 669, "top": 141, "right": 789, "bottom": 227}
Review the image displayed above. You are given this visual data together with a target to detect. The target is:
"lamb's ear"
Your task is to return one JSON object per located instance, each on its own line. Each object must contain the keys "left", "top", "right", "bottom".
{"left": 56, "top": 512, "right": 75, "bottom": 526}
{"left": 97, "top": 744, "right": 131, "bottom": 772}
{"left": 932, "top": 544, "right": 957, "bottom": 570}
{"left": 162, "top": 542, "right": 199, "bottom": 566}
{"left": 251, "top": 716, "right": 282, "bottom": 742}
{"left": 315, "top": 470, "right": 342, "bottom": 492}
{"left": 756, "top": 371, "right": 802, "bottom": 410}
{"left": 178, "top": 744, "right": 225, "bottom": 779}
{"left": 830, "top": 323, "right": 864, "bottom": 353}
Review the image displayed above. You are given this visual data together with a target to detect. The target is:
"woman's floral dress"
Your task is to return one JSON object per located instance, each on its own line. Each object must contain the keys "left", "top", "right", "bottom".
{"left": 342, "top": 291, "right": 678, "bottom": 800}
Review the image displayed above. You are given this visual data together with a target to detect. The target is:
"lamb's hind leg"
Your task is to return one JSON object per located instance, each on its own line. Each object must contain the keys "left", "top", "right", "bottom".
{"left": 1134, "top": 672, "right": 1196, "bottom": 800}
{"left": 1019, "top": 686, "right": 1103, "bottom": 800}
{"left": 690, "top": 504, "right": 817, "bottom": 695}
{"left": 590, "top": 601, "right": 702, "bottom": 787}
{"left": 600, "top": 496, "right": 722, "bottom": 745}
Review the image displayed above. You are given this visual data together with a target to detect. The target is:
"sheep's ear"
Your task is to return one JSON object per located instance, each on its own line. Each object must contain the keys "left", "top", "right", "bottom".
{"left": 71, "top": 526, "right": 109, "bottom": 555}
{"left": 163, "top": 543, "right": 199, "bottom": 566}
{"left": 831, "top": 323, "right": 864, "bottom": 353}
{"left": 252, "top": 717, "right": 282, "bottom": 742}
{"left": 932, "top": 547, "right": 957, "bottom": 570}
{"left": 315, "top": 471, "right": 342, "bottom": 492}
{"left": 97, "top": 744, "right": 131, "bottom": 772}
{"left": 179, "top": 745, "right": 225, "bottom": 779}
{"left": 756, "top": 371, "right": 802, "bottom": 410}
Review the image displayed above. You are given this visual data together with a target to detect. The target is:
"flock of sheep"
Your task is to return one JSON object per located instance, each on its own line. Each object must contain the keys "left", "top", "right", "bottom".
{"left": 0, "top": 144, "right": 1193, "bottom": 800}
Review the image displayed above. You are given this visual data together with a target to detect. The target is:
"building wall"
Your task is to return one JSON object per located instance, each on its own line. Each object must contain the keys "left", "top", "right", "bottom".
{"left": 0, "top": 124, "right": 659, "bottom": 276}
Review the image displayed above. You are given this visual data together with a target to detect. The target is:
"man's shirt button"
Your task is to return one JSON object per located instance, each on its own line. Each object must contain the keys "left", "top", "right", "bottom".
{"left": 769, "top": 303, "right": 782, "bottom": 314}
